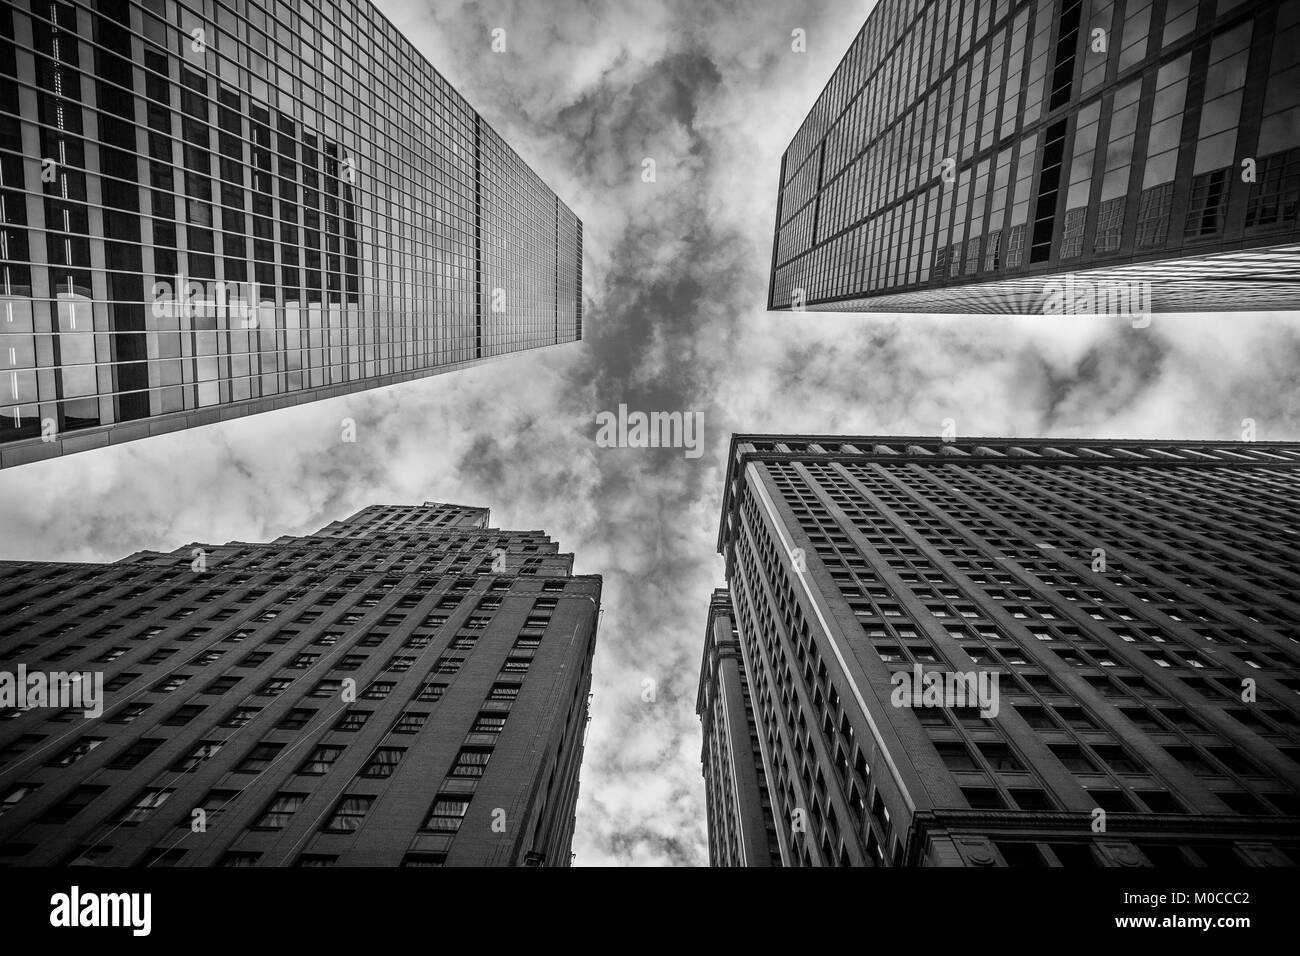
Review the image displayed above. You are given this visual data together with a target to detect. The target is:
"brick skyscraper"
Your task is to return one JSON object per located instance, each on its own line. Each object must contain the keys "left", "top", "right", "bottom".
{"left": 0, "top": 0, "right": 583, "bottom": 468}
{"left": 0, "top": 502, "right": 600, "bottom": 866}
{"left": 696, "top": 588, "right": 780, "bottom": 866}
{"left": 704, "top": 434, "right": 1300, "bottom": 866}
{"left": 769, "top": 0, "right": 1300, "bottom": 313}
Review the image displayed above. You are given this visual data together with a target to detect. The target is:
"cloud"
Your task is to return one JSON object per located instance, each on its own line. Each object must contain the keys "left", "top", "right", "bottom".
{"left": 1, "top": 0, "right": 1298, "bottom": 867}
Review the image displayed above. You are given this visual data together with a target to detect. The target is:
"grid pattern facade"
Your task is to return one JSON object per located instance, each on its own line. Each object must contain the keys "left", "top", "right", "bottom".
{"left": 713, "top": 434, "right": 1300, "bottom": 866}
{"left": 769, "top": 0, "right": 1300, "bottom": 313}
{"left": 0, "top": 0, "right": 583, "bottom": 468}
{"left": 696, "top": 588, "right": 780, "bottom": 866}
{"left": 0, "top": 502, "right": 601, "bottom": 866}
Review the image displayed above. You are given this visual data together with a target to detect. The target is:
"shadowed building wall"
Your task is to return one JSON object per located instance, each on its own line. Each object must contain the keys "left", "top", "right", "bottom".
{"left": 696, "top": 588, "right": 780, "bottom": 866}
{"left": 0, "top": 501, "right": 600, "bottom": 866}
{"left": 707, "top": 434, "right": 1300, "bottom": 866}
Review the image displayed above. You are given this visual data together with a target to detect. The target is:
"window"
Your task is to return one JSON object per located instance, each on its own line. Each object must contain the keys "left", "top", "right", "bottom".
{"left": 333, "top": 709, "right": 372, "bottom": 732}
{"left": 221, "top": 706, "right": 262, "bottom": 728}
{"left": 106, "top": 738, "right": 164, "bottom": 770}
{"left": 1184, "top": 168, "right": 1231, "bottom": 238}
{"left": 1166, "top": 746, "right": 1216, "bottom": 776}
{"left": 997, "top": 842, "right": 1047, "bottom": 867}
{"left": 415, "top": 680, "right": 446, "bottom": 702}
{"left": 1054, "top": 707, "right": 1097, "bottom": 731}
{"left": 361, "top": 680, "right": 394, "bottom": 700}
{"left": 488, "top": 683, "right": 519, "bottom": 702}
{"left": 391, "top": 712, "right": 428, "bottom": 734}
{"left": 1088, "top": 789, "right": 1134, "bottom": 812}
{"left": 450, "top": 747, "right": 492, "bottom": 778}
{"left": 1, "top": 783, "right": 40, "bottom": 817}
{"left": 359, "top": 747, "right": 405, "bottom": 778}
{"left": 46, "top": 737, "right": 105, "bottom": 767}
{"left": 1245, "top": 148, "right": 1300, "bottom": 230}
{"left": 401, "top": 852, "right": 447, "bottom": 866}
{"left": 203, "top": 676, "right": 240, "bottom": 695}
{"left": 935, "top": 742, "right": 980, "bottom": 772}
{"left": 162, "top": 704, "right": 206, "bottom": 726}
{"left": 105, "top": 672, "right": 141, "bottom": 691}
{"left": 255, "top": 677, "right": 294, "bottom": 697}
{"left": 1137, "top": 791, "right": 1184, "bottom": 813}
{"left": 235, "top": 742, "right": 285, "bottom": 773}
{"left": 277, "top": 707, "right": 318, "bottom": 730}
{"left": 286, "top": 650, "right": 318, "bottom": 671}
{"left": 297, "top": 745, "right": 344, "bottom": 776}
{"left": 253, "top": 792, "right": 307, "bottom": 830}
{"left": 118, "top": 788, "right": 174, "bottom": 825}
{"left": 141, "top": 847, "right": 187, "bottom": 866}
{"left": 1094, "top": 745, "right": 1143, "bottom": 775}
{"left": 422, "top": 795, "right": 470, "bottom": 832}
{"left": 1051, "top": 745, "right": 1099, "bottom": 774}
{"left": 432, "top": 656, "right": 463, "bottom": 675}
{"left": 183, "top": 789, "right": 240, "bottom": 829}
{"left": 321, "top": 795, "right": 373, "bottom": 833}
{"left": 1014, "top": 705, "right": 1055, "bottom": 730}
{"left": 962, "top": 788, "right": 1006, "bottom": 809}
{"left": 108, "top": 703, "right": 151, "bottom": 724}
{"left": 310, "top": 678, "right": 345, "bottom": 698}
{"left": 1010, "top": 789, "right": 1055, "bottom": 811}
{"left": 471, "top": 713, "right": 507, "bottom": 734}
{"left": 169, "top": 741, "right": 223, "bottom": 772}
{"left": 1050, "top": 843, "right": 1100, "bottom": 867}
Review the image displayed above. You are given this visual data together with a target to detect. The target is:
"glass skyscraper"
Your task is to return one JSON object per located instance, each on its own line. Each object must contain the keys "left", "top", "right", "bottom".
{"left": 768, "top": 0, "right": 1300, "bottom": 314}
{"left": 705, "top": 434, "right": 1300, "bottom": 866}
{"left": 0, "top": 501, "right": 601, "bottom": 866}
{"left": 0, "top": 0, "right": 583, "bottom": 468}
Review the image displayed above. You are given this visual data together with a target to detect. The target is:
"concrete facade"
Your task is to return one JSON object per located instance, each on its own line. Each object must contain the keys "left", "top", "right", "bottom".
{"left": 0, "top": 501, "right": 601, "bottom": 866}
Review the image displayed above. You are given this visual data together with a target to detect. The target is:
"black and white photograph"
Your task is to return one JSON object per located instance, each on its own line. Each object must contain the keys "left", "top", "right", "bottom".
{"left": 0, "top": 0, "right": 1295, "bottom": 937}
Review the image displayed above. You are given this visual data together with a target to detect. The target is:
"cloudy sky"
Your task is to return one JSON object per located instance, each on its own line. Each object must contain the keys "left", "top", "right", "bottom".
{"left": 3, "top": 0, "right": 1300, "bottom": 866}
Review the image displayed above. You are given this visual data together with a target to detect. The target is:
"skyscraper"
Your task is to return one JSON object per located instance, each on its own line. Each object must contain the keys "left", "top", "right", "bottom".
{"left": 696, "top": 588, "right": 780, "bottom": 866}
{"left": 0, "top": 501, "right": 601, "bottom": 866}
{"left": 0, "top": 0, "right": 583, "bottom": 469}
{"left": 768, "top": 0, "right": 1300, "bottom": 314}
{"left": 706, "top": 434, "right": 1300, "bottom": 866}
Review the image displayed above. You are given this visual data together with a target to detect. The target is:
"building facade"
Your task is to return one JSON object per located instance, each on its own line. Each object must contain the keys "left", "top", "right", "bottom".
{"left": 0, "top": 501, "right": 600, "bottom": 866}
{"left": 708, "top": 434, "right": 1300, "bottom": 866}
{"left": 0, "top": 0, "right": 583, "bottom": 468}
{"left": 696, "top": 588, "right": 780, "bottom": 866}
{"left": 769, "top": 0, "right": 1300, "bottom": 314}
